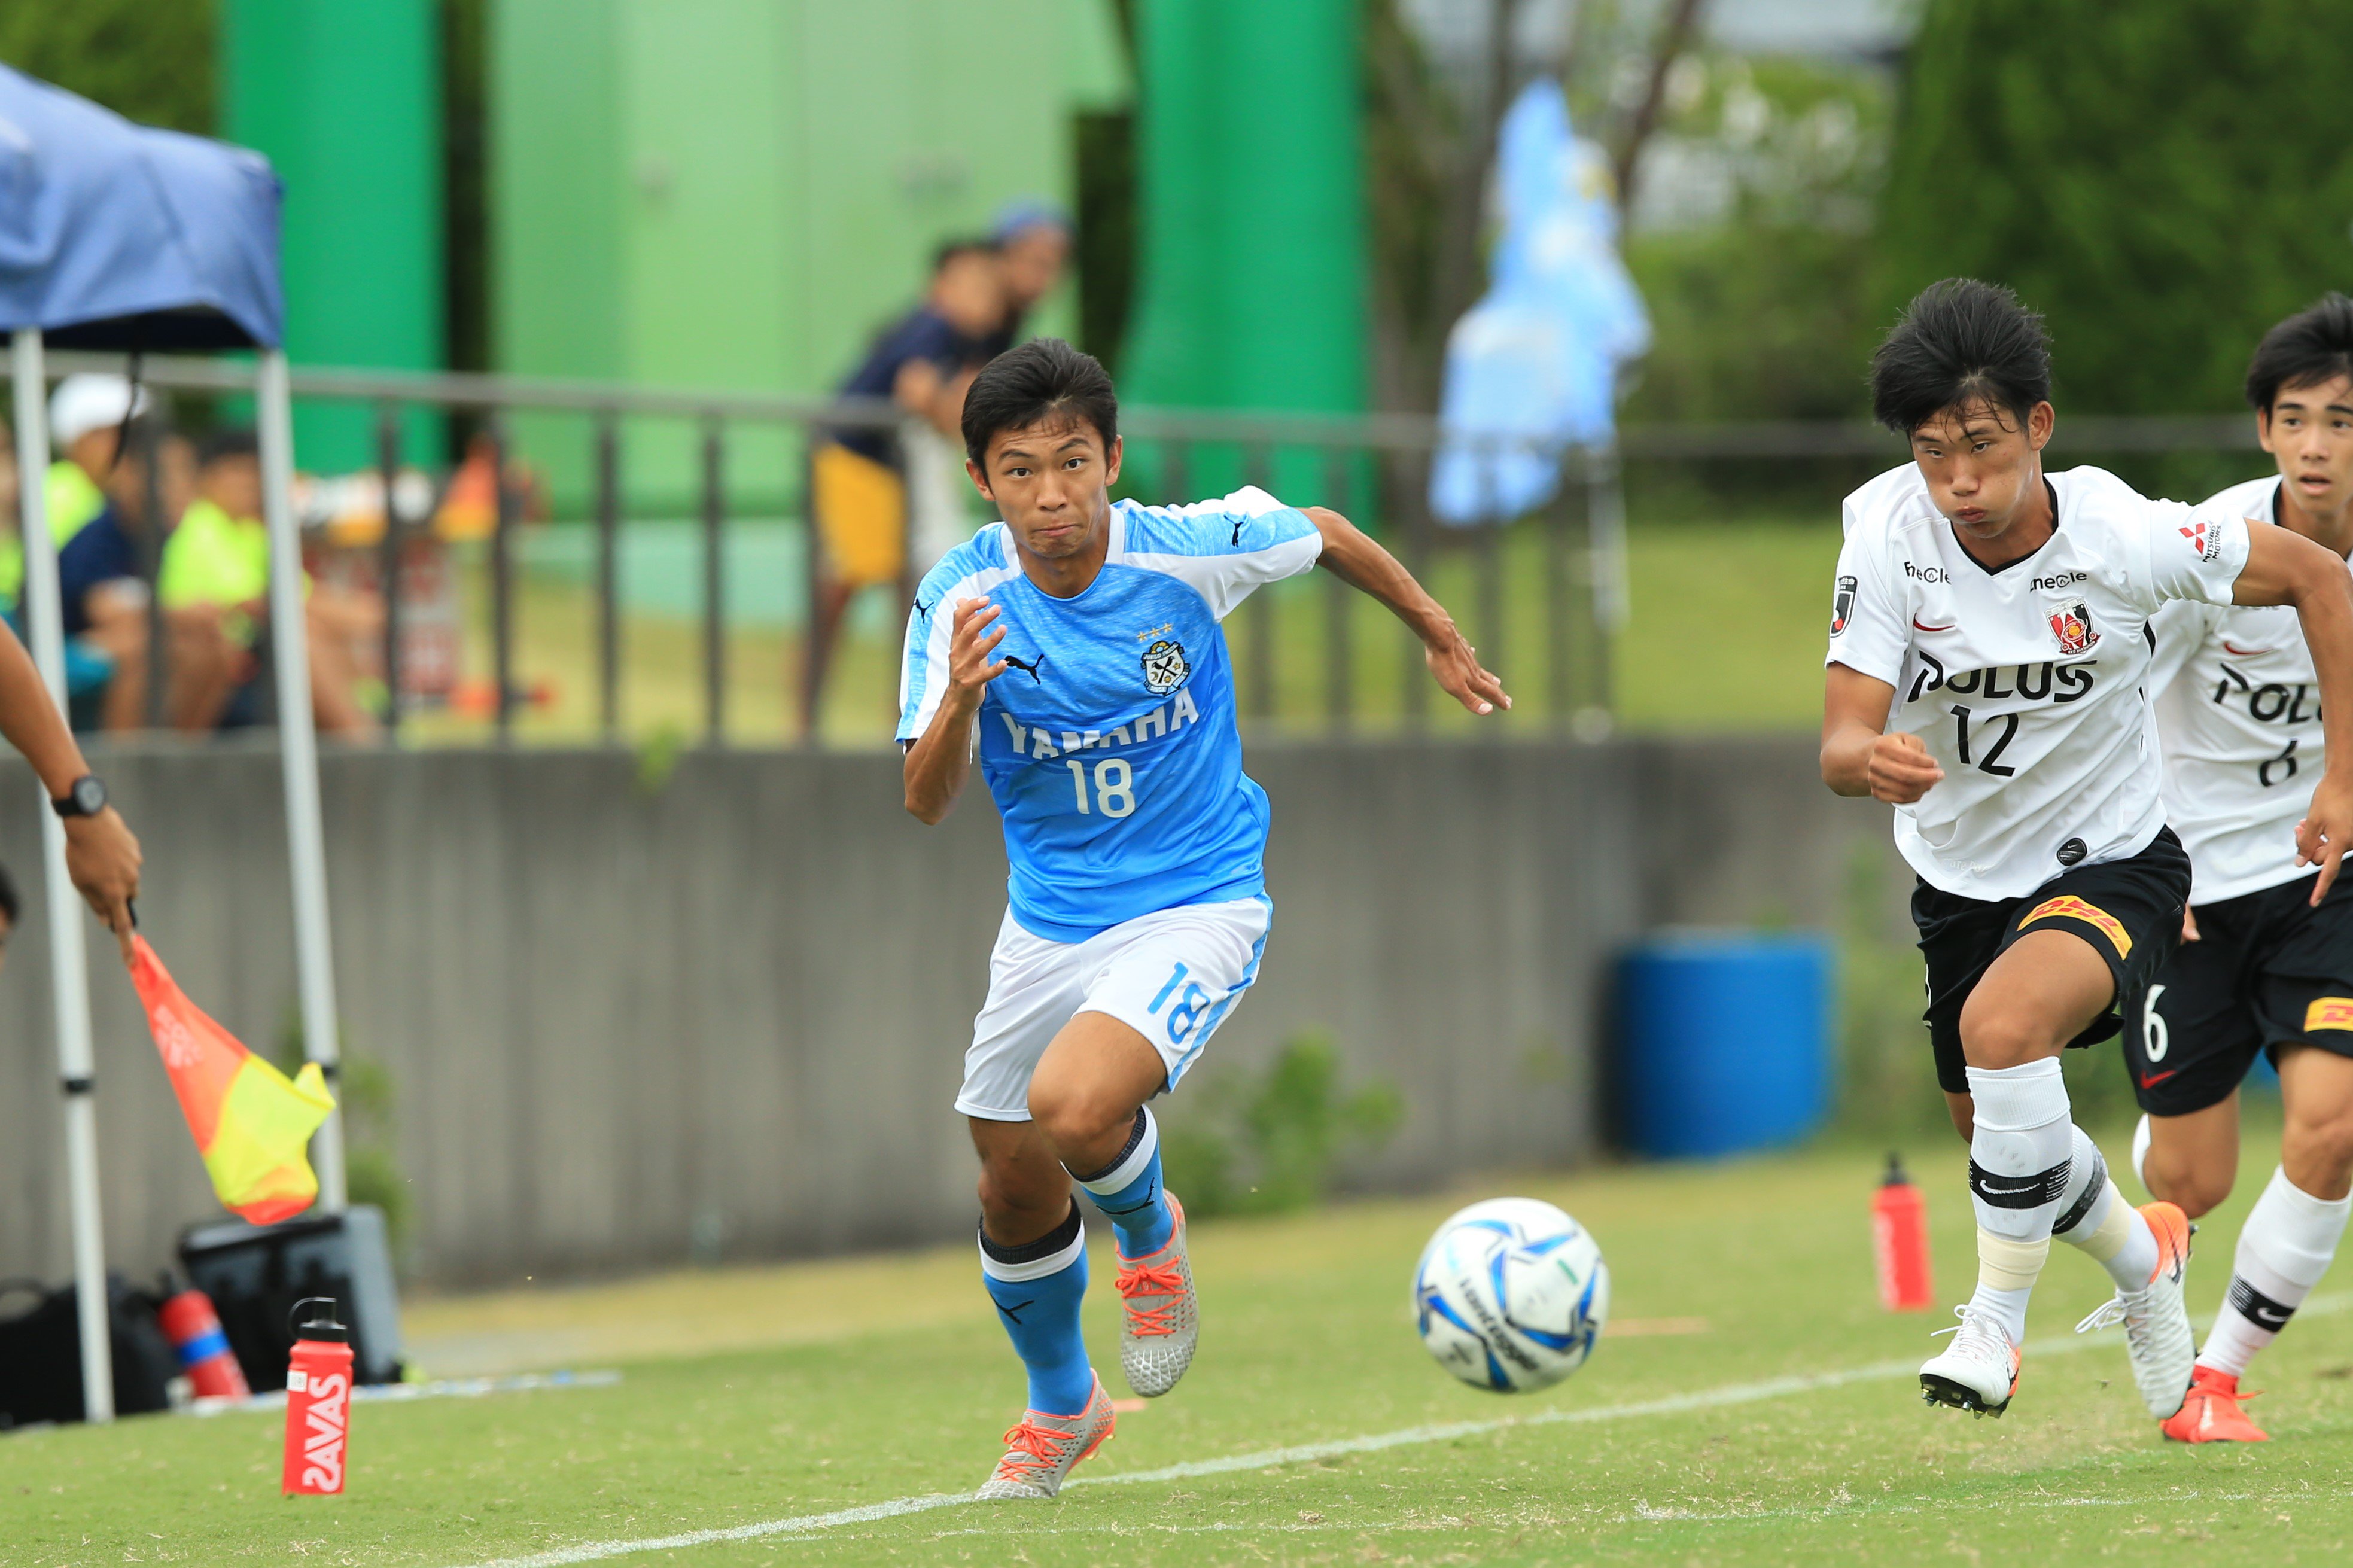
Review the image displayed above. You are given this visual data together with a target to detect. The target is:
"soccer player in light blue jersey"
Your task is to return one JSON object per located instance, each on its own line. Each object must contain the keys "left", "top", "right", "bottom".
{"left": 902, "top": 339, "right": 1508, "bottom": 1499}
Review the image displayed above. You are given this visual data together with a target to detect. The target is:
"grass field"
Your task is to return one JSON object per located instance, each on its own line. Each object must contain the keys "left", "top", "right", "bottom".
{"left": 8, "top": 1121, "right": 2351, "bottom": 1566}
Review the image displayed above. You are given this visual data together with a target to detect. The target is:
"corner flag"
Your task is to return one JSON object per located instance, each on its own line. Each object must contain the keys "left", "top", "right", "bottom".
{"left": 127, "top": 936, "right": 335, "bottom": 1225}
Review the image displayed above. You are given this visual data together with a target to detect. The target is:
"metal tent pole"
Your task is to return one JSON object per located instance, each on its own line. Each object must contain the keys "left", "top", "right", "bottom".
{"left": 257, "top": 350, "right": 346, "bottom": 1211}
{"left": 12, "top": 328, "right": 115, "bottom": 1422}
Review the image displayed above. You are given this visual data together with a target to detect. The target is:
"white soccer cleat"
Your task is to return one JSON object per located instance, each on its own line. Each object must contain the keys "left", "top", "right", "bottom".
{"left": 1113, "top": 1192, "right": 1199, "bottom": 1398}
{"left": 2074, "top": 1200, "right": 2196, "bottom": 1419}
{"left": 1920, "top": 1305, "right": 2021, "bottom": 1417}
{"left": 975, "top": 1374, "right": 1116, "bottom": 1500}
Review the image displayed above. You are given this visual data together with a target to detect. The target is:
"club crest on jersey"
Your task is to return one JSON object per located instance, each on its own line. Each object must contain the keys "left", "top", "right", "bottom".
{"left": 2179, "top": 519, "right": 2222, "bottom": 562}
{"left": 1830, "top": 574, "right": 1857, "bottom": 637}
{"left": 2048, "top": 601, "right": 2098, "bottom": 655}
{"left": 1141, "top": 638, "right": 1189, "bottom": 696}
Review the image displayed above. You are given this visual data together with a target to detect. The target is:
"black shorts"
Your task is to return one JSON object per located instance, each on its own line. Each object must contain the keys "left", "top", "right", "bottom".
{"left": 2120, "top": 869, "right": 2353, "bottom": 1116}
{"left": 1913, "top": 828, "right": 2193, "bottom": 1096}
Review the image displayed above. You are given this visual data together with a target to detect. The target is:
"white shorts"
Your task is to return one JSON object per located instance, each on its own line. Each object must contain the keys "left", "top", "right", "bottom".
{"left": 957, "top": 895, "right": 1273, "bottom": 1122}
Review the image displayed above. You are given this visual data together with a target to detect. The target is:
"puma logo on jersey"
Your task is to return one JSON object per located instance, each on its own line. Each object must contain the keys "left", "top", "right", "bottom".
{"left": 998, "top": 689, "right": 1203, "bottom": 760}
{"left": 1001, "top": 653, "right": 1047, "bottom": 683}
{"left": 2017, "top": 894, "right": 2132, "bottom": 958}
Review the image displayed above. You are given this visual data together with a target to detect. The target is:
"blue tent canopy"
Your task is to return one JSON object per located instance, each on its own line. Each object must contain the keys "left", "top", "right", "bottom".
{"left": 0, "top": 63, "right": 282, "bottom": 351}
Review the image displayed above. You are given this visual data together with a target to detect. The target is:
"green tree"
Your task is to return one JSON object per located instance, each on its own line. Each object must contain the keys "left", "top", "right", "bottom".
{"left": 1878, "top": 0, "right": 2353, "bottom": 415}
{"left": 0, "top": 0, "right": 216, "bottom": 132}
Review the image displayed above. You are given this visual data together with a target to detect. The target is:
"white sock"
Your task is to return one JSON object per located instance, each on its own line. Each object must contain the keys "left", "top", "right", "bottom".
{"left": 1963, "top": 1058, "right": 2075, "bottom": 1344}
{"left": 2131, "top": 1113, "right": 2153, "bottom": 1191}
{"left": 2198, "top": 1166, "right": 2351, "bottom": 1377}
{"left": 2050, "top": 1126, "right": 2160, "bottom": 1289}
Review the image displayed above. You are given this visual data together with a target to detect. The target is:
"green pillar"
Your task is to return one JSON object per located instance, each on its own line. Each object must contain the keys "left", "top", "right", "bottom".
{"left": 223, "top": 0, "right": 443, "bottom": 470}
{"left": 1123, "top": 0, "right": 1366, "bottom": 484}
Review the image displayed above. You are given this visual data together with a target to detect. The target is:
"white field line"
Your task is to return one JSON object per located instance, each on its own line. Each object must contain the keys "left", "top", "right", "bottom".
{"left": 446, "top": 1292, "right": 2350, "bottom": 1568}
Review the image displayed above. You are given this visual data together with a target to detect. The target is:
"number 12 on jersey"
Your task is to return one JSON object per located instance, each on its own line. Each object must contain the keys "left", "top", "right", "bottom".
{"left": 1949, "top": 704, "right": 2019, "bottom": 777}
{"left": 1064, "top": 758, "right": 1136, "bottom": 818}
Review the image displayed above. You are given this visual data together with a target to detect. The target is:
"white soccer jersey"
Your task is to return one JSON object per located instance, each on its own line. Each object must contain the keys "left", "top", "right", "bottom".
{"left": 1827, "top": 463, "right": 2250, "bottom": 900}
{"left": 2147, "top": 476, "right": 2348, "bottom": 904}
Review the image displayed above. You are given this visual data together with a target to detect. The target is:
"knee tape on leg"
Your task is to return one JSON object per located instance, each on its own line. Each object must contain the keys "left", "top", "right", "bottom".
{"left": 1976, "top": 1228, "right": 2052, "bottom": 1293}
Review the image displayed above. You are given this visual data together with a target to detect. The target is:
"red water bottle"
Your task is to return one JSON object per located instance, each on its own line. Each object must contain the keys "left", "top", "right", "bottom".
{"left": 282, "top": 1297, "right": 354, "bottom": 1496}
{"left": 157, "top": 1283, "right": 251, "bottom": 1400}
{"left": 1872, "top": 1152, "right": 1934, "bottom": 1311}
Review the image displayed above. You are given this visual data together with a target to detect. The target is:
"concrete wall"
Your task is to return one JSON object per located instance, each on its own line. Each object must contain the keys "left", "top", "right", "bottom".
{"left": 0, "top": 736, "right": 1904, "bottom": 1289}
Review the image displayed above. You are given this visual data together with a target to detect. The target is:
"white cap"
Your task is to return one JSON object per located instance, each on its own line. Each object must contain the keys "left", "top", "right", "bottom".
{"left": 48, "top": 374, "right": 150, "bottom": 450}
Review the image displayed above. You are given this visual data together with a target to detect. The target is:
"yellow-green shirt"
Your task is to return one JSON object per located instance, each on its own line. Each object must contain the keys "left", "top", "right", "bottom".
{"left": 2, "top": 463, "right": 109, "bottom": 610}
{"left": 45, "top": 461, "right": 106, "bottom": 546}
{"left": 162, "top": 497, "right": 273, "bottom": 644}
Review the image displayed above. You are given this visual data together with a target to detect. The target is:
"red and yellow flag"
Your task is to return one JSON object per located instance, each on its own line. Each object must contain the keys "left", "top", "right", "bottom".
{"left": 127, "top": 937, "right": 335, "bottom": 1225}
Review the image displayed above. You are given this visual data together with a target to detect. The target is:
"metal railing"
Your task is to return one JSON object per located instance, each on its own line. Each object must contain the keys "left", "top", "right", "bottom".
{"left": 42, "top": 351, "right": 2267, "bottom": 749}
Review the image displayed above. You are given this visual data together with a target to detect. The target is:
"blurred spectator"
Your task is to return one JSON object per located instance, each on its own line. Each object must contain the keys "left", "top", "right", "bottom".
{"left": 0, "top": 857, "right": 15, "bottom": 973}
{"left": 0, "top": 375, "right": 149, "bottom": 616}
{"left": 57, "top": 422, "right": 221, "bottom": 732}
{"left": 982, "top": 200, "right": 1074, "bottom": 356}
{"left": 163, "top": 430, "right": 381, "bottom": 738}
{"left": 803, "top": 238, "right": 1007, "bottom": 729}
{"left": 47, "top": 374, "right": 148, "bottom": 546}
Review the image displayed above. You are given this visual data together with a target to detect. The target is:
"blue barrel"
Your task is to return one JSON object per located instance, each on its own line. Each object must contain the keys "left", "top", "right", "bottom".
{"left": 1617, "top": 931, "right": 1834, "bottom": 1159}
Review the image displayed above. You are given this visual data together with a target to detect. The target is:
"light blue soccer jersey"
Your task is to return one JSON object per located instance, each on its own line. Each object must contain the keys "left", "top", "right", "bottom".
{"left": 897, "top": 487, "right": 1322, "bottom": 942}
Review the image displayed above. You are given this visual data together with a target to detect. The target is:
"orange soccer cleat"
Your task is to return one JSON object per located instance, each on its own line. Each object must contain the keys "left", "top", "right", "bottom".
{"left": 2160, "top": 1366, "right": 2269, "bottom": 1444}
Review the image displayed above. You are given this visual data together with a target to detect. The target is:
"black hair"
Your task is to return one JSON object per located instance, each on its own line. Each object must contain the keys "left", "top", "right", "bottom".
{"left": 1870, "top": 278, "right": 2053, "bottom": 434}
{"left": 198, "top": 427, "right": 260, "bottom": 467}
{"left": 0, "top": 860, "right": 17, "bottom": 930}
{"left": 932, "top": 236, "right": 996, "bottom": 274}
{"left": 2246, "top": 293, "right": 2353, "bottom": 413}
{"left": 960, "top": 337, "right": 1118, "bottom": 468}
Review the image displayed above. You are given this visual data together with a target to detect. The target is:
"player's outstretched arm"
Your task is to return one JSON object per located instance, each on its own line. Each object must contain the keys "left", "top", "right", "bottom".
{"left": 0, "top": 619, "right": 141, "bottom": 954}
{"left": 1822, "top": 662, "right": 1943, "bottom": 803}
{"left": 903, "top": 596, "right": 1009, "bottom": 824}
{"left": 2232, "top": 523, "right": 2353, "bottom": 900}
{"left": 1302, "top": 507, "right": 1509, "bottom": 716}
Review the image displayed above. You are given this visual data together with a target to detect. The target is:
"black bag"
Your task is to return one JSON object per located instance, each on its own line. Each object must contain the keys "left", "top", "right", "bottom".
{"left": 180, "top": 1205, "right": 404, "bottom": 1390}
{"left": 0, "top": 1274, "right": 181, "bottom": 1426}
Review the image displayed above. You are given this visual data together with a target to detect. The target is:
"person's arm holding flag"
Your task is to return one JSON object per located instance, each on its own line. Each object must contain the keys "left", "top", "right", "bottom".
{"left": 0, "top": 617, "right": 141, "bottom": 954}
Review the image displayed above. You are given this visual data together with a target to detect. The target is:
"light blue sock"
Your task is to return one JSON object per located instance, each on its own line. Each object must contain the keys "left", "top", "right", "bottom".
{"left": 1072, "top": 1107, "right": 1173, "bottom": 1256}
{"left": 979, "top": 1202, "right": 1095, "bottom": 1417}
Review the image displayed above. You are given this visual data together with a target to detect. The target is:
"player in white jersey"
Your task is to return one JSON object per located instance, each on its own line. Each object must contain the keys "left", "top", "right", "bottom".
{"left": 902, "top": 340, "right": 1507, "bottom": 1497}
{"left": 2120, "top": 297, "right": 2353, "bottom": 1442}
{"left": 1821, "top": 281, "right": 2353, "bottom": 1424}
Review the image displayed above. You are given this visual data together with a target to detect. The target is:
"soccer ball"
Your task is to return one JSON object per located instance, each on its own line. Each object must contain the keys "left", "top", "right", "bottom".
{"left": 1413, "top": 1197, "right": 1608, "bottom": 1392}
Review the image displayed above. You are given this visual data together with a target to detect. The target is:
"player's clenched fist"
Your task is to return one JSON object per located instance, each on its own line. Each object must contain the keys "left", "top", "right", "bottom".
{"left": 1866, "top": 730, "right": 1944, "bottom": 805}
{"left": 948, "top": 597, "right": 1010, "bottom": 706}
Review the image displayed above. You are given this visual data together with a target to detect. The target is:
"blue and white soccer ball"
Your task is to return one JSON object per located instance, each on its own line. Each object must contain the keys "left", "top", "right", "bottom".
{"left": 1413, "top": 1197, "right": 1608, "bottom": 1393}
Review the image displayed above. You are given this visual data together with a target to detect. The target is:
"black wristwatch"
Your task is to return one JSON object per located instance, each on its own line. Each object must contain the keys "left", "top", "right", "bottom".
{"left": 51, "top": 774, "right": 108, "bottom": 819}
